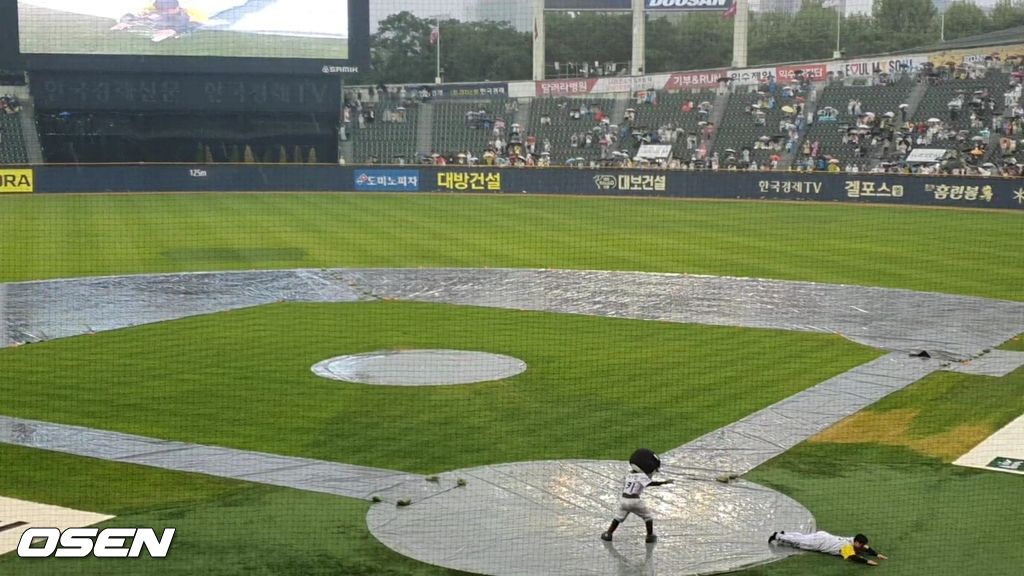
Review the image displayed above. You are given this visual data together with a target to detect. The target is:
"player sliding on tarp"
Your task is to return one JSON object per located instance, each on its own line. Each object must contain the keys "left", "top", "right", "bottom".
{"left": 110, "top": 0, "right": 203, "bottom": 42}
{"left": 770, "top": 530, "right": 889, "bottom": 566}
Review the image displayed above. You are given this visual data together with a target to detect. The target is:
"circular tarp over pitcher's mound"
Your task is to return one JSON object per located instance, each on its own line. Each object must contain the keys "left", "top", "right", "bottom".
{"left": 311, "top": 349, "right": 527, "bottom": 386}
{"left": 367, "top": 460, "right": 813, "bottom": 576}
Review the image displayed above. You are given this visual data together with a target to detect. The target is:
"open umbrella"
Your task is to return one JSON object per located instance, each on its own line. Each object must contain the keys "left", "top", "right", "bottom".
{"left": 781, "top": 105, "right": 796, "bottom": 114}
{"left": 927, "top": 117, "right": 941, "bottom": 123}
{"left": 883, "top": 111, "right": 895, "bottom": 117}
{"left": 758, "top": 135, "right": 771, "bottom": 141}
{"left": 971, "top": 135, "right": 985, "bottom": 141}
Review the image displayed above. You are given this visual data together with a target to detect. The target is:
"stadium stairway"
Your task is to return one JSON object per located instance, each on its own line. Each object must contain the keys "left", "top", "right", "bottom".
{"left": 799, "top": 77, "right": 916, "bottom": 169}
{"left": 610, "top": 93, "right": 629, "bottom": 133}
{"left": 778, "top": 83, "right": 821, "bottom": 170}
{"left": 16, "top": 85, "right": 44, "bottom": 164}
{"left": 338, "top": 137, "right": 354, "bottom": 164}
{"left": 514, "top": 97, "right": 531, "bottom": 133}
{"left": 706, "top": 88, "right": 730, "bottom": 155}
{"left": 416, "top": 102, "right": 434, "bottom": 157}
{"left": 862, "top": 79, "right": 930, "bottom": 170}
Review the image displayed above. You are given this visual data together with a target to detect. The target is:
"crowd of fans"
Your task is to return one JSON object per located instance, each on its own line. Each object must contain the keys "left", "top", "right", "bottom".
{"left": 1, "top": 94, "right": 22, "bottom": 115}
{"left": 0, "top": 94, "right": 23, "bottom": 149}
{"left": 336, "top": 59, "right": 1024, "bottom": 177}
{"left": 790, "top": 57, "right": 1023, "bottom": 176}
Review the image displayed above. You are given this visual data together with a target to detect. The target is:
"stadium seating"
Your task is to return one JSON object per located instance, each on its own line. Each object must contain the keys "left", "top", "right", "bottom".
{"left": 526, "top": 97, "right": 616, "bottom": 164}
{"left": 800, "top": 78, "right": 915, "bottom": 169}
{"left": 625, "top": 91, "right": 717, "bottom": 160}
{"left": 431, "top": 100, "right": 513, "bottom": 158}
{"left": 0, "top": 112, "right": 29, "bottom": 164}
{"left": 351, "top": 105, "right": 420, "bottom": 164}
{"left": 912, "top": 72, "right": 1010, "bottom": 130}
{"left": 713, "top": 87, "right": 803, "bottom": 168}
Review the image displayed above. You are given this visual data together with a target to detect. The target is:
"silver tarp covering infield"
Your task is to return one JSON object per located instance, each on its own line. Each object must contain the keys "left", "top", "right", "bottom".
{"left": 2, "top": 268, "right": 1023, "bottom": 575}
{"left": 366, "top": 461, "right": 813, "bottom": 576}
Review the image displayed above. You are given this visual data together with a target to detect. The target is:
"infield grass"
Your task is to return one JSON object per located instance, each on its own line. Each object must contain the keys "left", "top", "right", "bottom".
{"left": 0, "top": 301, "right": 879, "bottom": 473}
{"left": 0, "top": 193, "right": 1021, "bottom": 301}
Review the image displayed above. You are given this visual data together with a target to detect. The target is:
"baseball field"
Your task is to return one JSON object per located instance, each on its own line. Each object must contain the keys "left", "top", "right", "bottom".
{"left": 0, "top": 193, "right": 1022, "bottom": 575}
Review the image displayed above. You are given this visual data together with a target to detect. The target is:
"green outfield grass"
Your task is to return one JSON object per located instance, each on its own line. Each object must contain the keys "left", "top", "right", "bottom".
{"left": 17, "top": 4, "right": 347, "bottom": 59}
{"left": 0, "top": 301, "right": 878, "bottom": 473}
{"left": 0, "top": 194, "right": 1021, "bottom": 301}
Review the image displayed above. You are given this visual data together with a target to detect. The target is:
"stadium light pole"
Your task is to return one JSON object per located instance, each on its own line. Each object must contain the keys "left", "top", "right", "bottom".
{"left": 631, "top": 0, "right": 645, "bottom": 76}
{"left": 533, "top": 0, "right": 545, "bottom": 81}
{"left": 731, "top": 0, "right": 748, "bottom": 69}
{"left": 835, "top": 5, "right": 841, "bottom": 58}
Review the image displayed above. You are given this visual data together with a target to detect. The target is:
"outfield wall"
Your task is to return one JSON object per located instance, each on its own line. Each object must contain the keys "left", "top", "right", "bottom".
{"left": 2, "top": 165, "right": 1023, "bottom": 210}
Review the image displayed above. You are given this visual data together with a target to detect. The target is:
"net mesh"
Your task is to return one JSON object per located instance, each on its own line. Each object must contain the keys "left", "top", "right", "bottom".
{"left": 1, "top": 1, "right": 1024, "bottom": 575}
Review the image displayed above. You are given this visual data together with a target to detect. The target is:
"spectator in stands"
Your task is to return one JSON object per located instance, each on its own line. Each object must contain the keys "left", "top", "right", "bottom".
{"left": 0, "top": 95, "right": 21, "bottom": 114}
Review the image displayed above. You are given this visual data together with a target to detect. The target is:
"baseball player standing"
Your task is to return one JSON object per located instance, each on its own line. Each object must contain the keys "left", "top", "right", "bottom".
{"left": 601, "top": 448, "right": 673, "bottom": 544}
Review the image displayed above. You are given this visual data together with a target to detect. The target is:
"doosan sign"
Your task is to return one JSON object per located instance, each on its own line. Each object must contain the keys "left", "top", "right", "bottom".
{"left": 545, "top": 0, "right": 733, "bottom": 11}
{"left": 646, "top": 0, "right": 734, "bottom": 9}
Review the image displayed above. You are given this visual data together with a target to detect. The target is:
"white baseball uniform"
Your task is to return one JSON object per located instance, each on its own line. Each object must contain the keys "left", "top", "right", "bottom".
{"left": 775, "top": 531, "right": 851, "bottom": 556}
{"left": 613, "top": 471, "right": 654, "bottom": 522}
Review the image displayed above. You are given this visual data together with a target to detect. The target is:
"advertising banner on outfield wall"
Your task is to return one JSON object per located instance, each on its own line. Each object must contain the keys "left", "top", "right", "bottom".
{"left": 354, "top": 169, "right": 420, "bottom": 192}
{"left": 0, "top": 169, "right": 33, "bottom": 193}
{"left": 29, "top": 165, "right": 1024, "bottom": 211}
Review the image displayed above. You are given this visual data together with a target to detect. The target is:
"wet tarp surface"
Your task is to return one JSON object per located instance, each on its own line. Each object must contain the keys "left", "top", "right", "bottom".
{"left": 367, "top": 460, "right": 814, "bottom": 576}
{"left": 311, "top": 349, "right": 527, "bottom": 386}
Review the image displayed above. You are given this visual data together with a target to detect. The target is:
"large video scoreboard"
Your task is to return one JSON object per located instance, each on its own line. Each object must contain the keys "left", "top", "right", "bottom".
{"left": 0, "top": 0, "right": 369, "bottom": 75}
